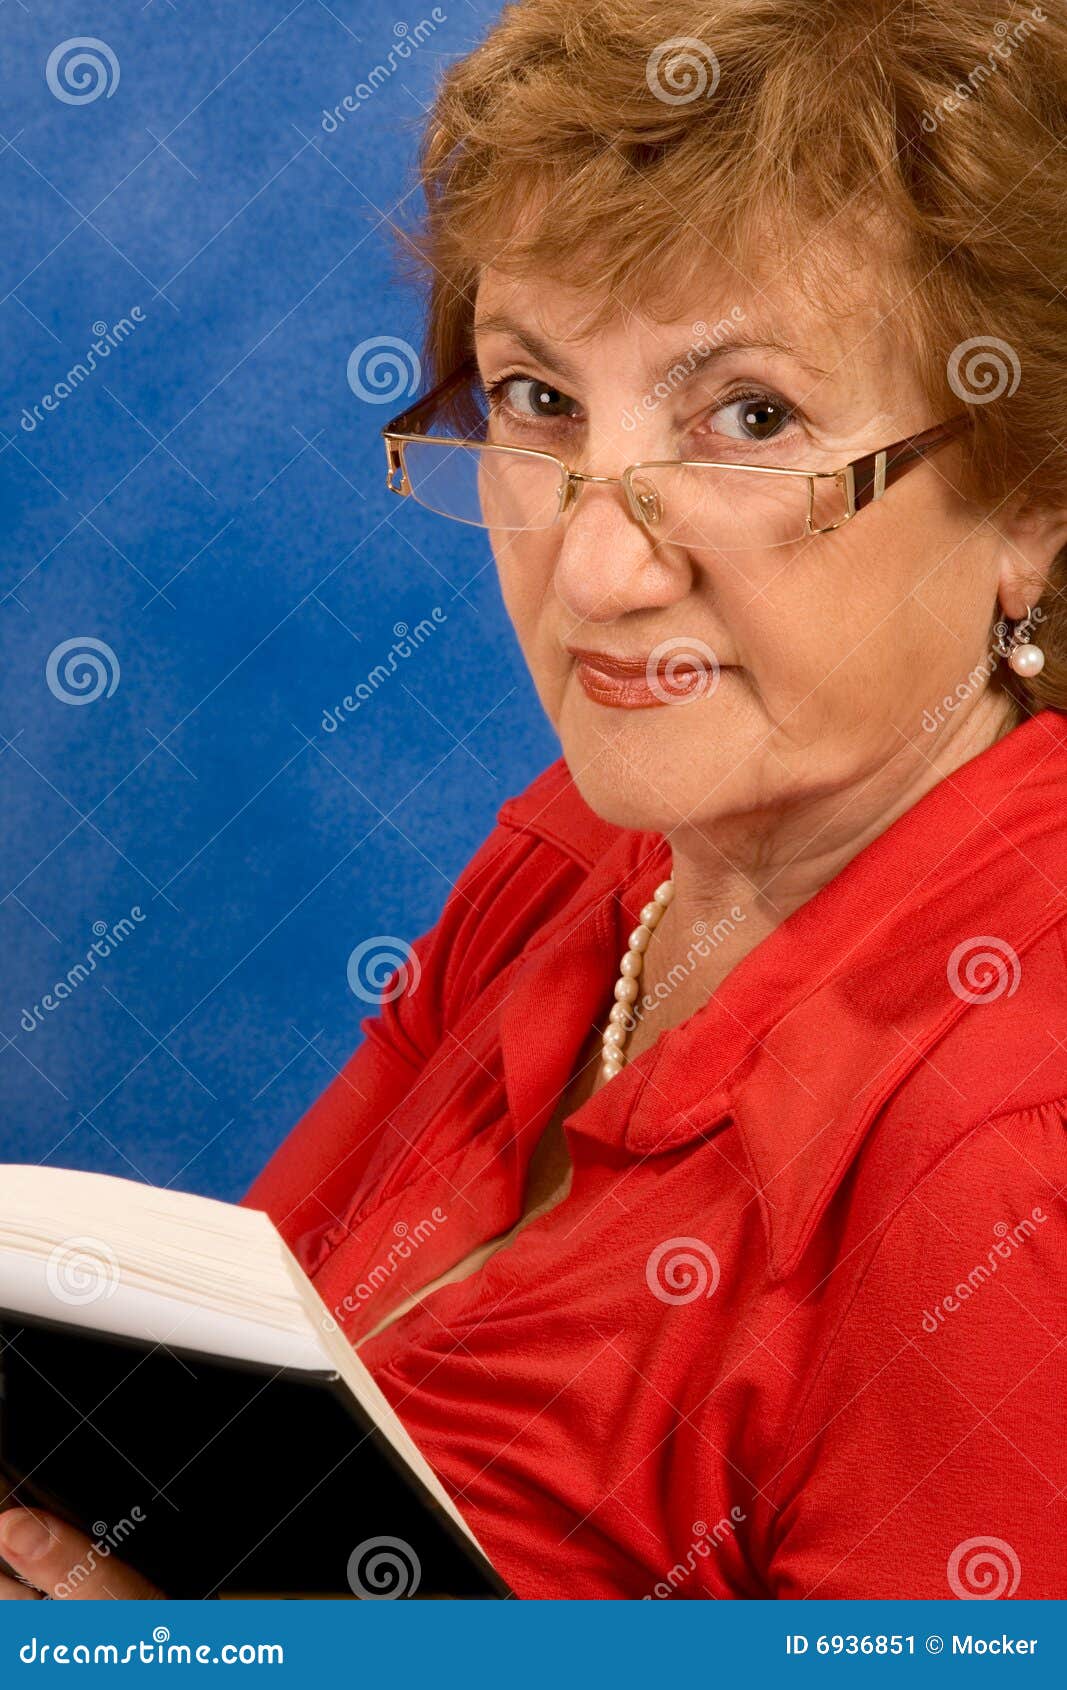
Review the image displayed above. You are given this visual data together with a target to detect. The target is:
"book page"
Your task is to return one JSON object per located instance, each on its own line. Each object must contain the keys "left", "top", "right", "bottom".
{"left": 0, "top": 1165, "right": 487, "bottom": 1554}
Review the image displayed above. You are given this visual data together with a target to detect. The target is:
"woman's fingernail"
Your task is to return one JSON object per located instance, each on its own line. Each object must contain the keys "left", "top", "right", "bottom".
{"left": 0, "top": 1510, "right": 53, "bottom": 1560}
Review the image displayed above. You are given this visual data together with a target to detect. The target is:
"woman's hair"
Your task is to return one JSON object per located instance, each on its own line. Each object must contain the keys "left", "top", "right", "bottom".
{"left": 394, "top": 0, "right": 1067, "bottom": 714}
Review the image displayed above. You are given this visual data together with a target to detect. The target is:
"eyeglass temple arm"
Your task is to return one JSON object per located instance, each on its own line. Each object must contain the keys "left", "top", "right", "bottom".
{"left": 381, "top": 354, "right": 479, "bottom": 438}
{"left": 850, "top": 415, "right": 971, "bottom": 512}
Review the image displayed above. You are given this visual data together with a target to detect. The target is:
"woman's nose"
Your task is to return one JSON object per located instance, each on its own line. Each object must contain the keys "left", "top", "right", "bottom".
{"left": 551, "top": 474, "right": 689, "bottom": 623}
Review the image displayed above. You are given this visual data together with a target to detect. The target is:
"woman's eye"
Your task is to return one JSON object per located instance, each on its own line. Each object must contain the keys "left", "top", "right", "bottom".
{"left": 482, "top": 374, "right": 796, "bottom": 446}
{"left": 711, "top": 393, "right": 794, "bottom": 443}
{"left": 486, "top": 376, "right": 579, "bottom": 424}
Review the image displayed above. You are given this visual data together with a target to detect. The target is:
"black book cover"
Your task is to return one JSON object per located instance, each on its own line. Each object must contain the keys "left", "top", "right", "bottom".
{"left": 0, "top": 1307, "right": 511, "bottom": 1599}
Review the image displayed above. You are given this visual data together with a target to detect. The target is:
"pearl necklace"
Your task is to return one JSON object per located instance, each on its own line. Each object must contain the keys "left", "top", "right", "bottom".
{"left": 600, "top": 872, "right": 675, "bottom": 1081}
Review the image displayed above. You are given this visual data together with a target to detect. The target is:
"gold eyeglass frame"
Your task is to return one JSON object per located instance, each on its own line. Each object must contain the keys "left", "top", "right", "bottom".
{"left": 381, "top": 353, "right": 972, "bottom": 538}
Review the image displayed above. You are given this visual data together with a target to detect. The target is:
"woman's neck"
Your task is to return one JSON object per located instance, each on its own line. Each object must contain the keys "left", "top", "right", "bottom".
{"left": 636, "top": 689, "right": 1021, "bottom": 1018}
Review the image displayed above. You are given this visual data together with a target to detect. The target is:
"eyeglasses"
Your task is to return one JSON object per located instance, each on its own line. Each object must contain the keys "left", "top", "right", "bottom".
{"left": 380, "top": 355, "right": 971, "bottom": 554}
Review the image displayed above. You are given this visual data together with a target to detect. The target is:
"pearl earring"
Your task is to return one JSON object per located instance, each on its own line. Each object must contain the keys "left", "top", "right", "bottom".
{"left": 994, "top": 604, "right": 1045, "bottom": 678}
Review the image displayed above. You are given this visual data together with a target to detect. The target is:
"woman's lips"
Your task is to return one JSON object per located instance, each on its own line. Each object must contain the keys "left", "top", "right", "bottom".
{"left": 570, "top": 648, "right": 722, "bottom": 710}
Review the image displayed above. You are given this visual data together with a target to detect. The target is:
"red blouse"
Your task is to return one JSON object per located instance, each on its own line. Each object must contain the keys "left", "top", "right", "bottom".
{"left": 243, "top": 707, "right": 1067, "bottom": 1600}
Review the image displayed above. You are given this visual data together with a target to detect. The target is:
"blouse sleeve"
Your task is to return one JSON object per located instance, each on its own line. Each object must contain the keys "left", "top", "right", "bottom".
{"left": 764, "top": 1100, "right": 1067, "bottom": 1600}
{"left": 239, "top": 820, "right": 525, "bottom": 1264}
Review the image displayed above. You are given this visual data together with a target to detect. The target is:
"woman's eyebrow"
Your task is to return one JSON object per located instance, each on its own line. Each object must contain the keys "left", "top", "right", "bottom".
{"left": 471, "top": 312, "right": 830, "bottom": 387}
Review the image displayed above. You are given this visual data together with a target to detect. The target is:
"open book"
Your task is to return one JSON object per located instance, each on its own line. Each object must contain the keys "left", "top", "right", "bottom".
{"left": 0, "top": 1166, "right": 510, "bottom": 1598}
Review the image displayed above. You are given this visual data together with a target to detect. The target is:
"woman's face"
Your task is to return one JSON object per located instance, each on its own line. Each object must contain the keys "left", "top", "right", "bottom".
{"left": 472, "top": 252, "right": 1012, "bottom": 837}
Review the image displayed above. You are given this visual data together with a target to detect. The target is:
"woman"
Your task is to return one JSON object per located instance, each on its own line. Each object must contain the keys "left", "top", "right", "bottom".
{"left": 3, "top": 0, "right": 1067, "bottom": 1600}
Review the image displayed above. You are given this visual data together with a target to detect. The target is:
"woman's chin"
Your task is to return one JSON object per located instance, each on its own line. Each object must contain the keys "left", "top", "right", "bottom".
{"left": 555, "top": 678, "right": 762, "bottom": 832}
{"left": 559, "top": 731, "right": 750, "bottom": 836}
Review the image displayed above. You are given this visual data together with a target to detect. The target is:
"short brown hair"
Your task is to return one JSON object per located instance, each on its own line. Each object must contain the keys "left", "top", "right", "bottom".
{"left": 395, "top": 0, "right": 1067, "bottom": 714}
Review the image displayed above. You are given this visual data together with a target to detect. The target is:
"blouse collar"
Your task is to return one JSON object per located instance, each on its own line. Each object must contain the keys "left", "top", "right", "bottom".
{"left": 496, "top": 708, "right": 1067, "bottom": 1280}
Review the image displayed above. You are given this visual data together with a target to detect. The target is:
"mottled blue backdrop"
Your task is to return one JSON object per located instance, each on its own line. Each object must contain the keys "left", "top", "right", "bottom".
{"left": 0, "top": 1, "right": 553, "bottom": 1197}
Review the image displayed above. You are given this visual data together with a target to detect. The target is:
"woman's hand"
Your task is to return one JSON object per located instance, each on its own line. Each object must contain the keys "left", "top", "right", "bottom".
{"left": 0, "top": 1508, "right": 162, "bottom": 1599}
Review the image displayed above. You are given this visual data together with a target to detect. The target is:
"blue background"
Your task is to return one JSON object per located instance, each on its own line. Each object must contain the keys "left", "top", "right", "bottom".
{"left": 0, "top": 1, "right": 553, "bottom": 1198}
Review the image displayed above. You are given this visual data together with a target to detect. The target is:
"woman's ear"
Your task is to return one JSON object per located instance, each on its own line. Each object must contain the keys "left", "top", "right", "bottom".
{"left": 991, "top": 497, "right": 1067, "bottom": 619}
